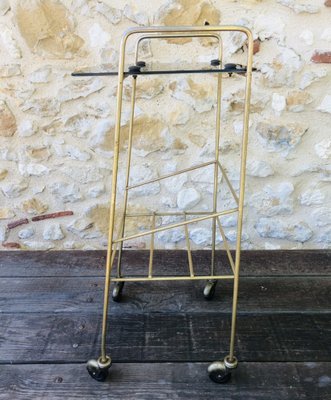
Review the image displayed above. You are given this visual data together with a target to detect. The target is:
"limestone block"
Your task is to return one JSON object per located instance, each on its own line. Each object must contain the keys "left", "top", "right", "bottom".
{"left": 0, "top": 208, "right": 15, "bottom": 219}
{"left": 17, "top": 0, "right": 84, "bottom": 58}
{"left": 316, "top": 228, "right": 331, "bottom": 244}
{"left": 90, "top": 115, "right": 171, "bottom": 156}
{"left": 87, "top": 183, "right": 105, "bottom": 199}
{"left": 300, "top": 30, "right": 314, "bottom": 45}
{"left": 123, "top": 4, "right": 148, "bottom": 25}
{"left": 272, "top": 93, "right": 286, "bottom": 115}
{"left": 157, "top": 228, "right": 185, "bottom": 243}
{"left": 189, "top": 227, "right": 213, "bottom": 246}
{"left": 25, "top": 146, "right": 50, "bottom": 162}
{"left": 49, "top": 181, "right": 82, "bottom": 203}
{"left": 53, "top": 144, "right": 91, "bottom": 161}
{"left": 43, "top": 223, "right": 65, "bottom": 240}
{"left": 62, "top": 166, "right": 102, "bottom": 184}
{"left": 261, "top": 47, "right": 302, "bottom": 87}
{"left": 0, "top": 24, "right": 22, "bottom": 58}
{"left": 255, "top": 218, "right": 313, "bottom": 242}
{"left": 299, "top": 188, "right": 325, "bottom": 206}
{"left": 317, "top": 95, "right": 331, "bottom": 114}
{"left": 256, "top": 121, "right": 308, "bottom": 151}
{"left": 1, "top": 180, "right": 28, "bottom": 198}
{"left": 315, "top": 139, "right": 331, "bottom": 159}
{"left": 0, "top": 0, "right": 10, "bottom": 15}
{"left": 0, "top": 64, "right": 21, "bottom": 77}
{"left": 249, "top": 182, "right": 294, "bottom": 216}
{"left": 64, "top": 113, "right": 93, "bottom": 137}
{"left": 156, "top": 0, "right": 220, "bottom": 44}
{"left": 67, "top": 217, "right": 93, "bottom": 235}
{"left": 246, "top": 160, "right": 274, "bottom": 177}
{"left": 127, "top": 165, "right": 161, "bottom": 197}
{"left": 93, "top": 3, "right": 122, "bottom": 24}
{"left": 21, "top": 198, "right": 48, "bottom": 215}
{"left": 312, "top": 208, "right": 331, "bottom": 227}
{"left": 18, "top": 120, "right": 38, "bottom": 137}
{"left": 89, "top": 23, "right": 111, "bottom": 48}
{"left": 169, "top": 103, "right": 191, "bottom": 126}
{"left": 58, "top": 79, "right": 105, "bottom": 102}
{"left": 28, "top": 66, "right": 52, "bottom": 83}
{"left": 164, "top": 173, "right": 188, "bottom": 194}
{"left": 0, "top": 101, "right": 16, "bottom": 137}
{"left": 321, "top": 28, "right": 331, "bottom": 42}
{"left": 225, "top": 230, "right": 249, "bottom": 242}
{"left": 0, "top": 226, "right": 8, "bottom": 242}
{"left": 23, "top": 241, "right": 55, "bottom": 250}
{"left": 123, "top": 78, "right": 164, "bottom": 101}
{"left": 0, "top": 169, "right": 8, "bottom": 181}
{"left": 224, "top": 89, "right": 268, "bottom": 114}
{"left": 286, "top": 91, "right": 313, "bottom": 112}
{"left": 18, "top": 227, "right": 35, "bottom": 239}
{"left": 277, "top": 0, "right": 320, "bottom": 13}
{"left": 18, "top": 162, "right": 49, "bottom": 177}
{"left": 177, "top": 188, "right": 201, "bottom": 210}
{"left": 22, "top": 98, "right": 61, "bottom": 118}
{"left": 169, "top": 78, "right": 214, "bottom": 113}
{"left": 299, "top": 69, "right": 328, "bottom": 89}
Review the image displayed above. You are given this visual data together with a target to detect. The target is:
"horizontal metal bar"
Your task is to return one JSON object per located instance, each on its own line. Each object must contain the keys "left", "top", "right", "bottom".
{"left": 125, "top": 211, "right": 215, "bottom": 217}
{"left": 113, "top": 208, "right": 238, "bottom": 244}
{"left": 127, "top": 161, "right": 215, "bottom": 190}
{"left": 112, "top": 275, "right": 234, "bottom": 282}
{"left": 218, "top": 161, "right": 239, "bottom": 205}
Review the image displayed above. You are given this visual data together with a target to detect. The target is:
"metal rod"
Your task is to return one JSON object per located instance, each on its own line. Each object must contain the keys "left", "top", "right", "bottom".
{"left": 216, "top": 217, "right": 235, "bottom": 274}
{"left": 100, "top": 27, "right": 129, "bottom": 363}
{"left": 125, "top": 211, "right": 222, "bottom": 217}
{"left": 134, "top": 33, "right": 223, "bottom": 64}
{"left": 113, "top": 208, "right": 238, "bottom": 244}
{"left": 112, "top": 275, "right": 234, "bottom": 282}
{"left": 116, "top": 76, "right": 137, "bottom": 278}
{"left": 127, "top": 161, "right": 215, "bottom": 190}
{"left": 210, "top": 49, "right": 223, "bottom": 276}
{"left": 184, "top": 213, "right": 194, "bottom": 277}
{"left": 218, "top": 161, "right": 239, "bottom": 205}
{"left": 228, "top": 28, "right": 254, "bottom": 363}
{"left": 148, "top": 213, "right": 156, "bottom": 278}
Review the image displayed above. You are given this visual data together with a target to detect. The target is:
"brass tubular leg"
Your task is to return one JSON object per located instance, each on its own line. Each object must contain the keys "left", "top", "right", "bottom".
{"left": 116, "top": 76, "right": 137, "bottom": 278}
{"left": 100, "top": 36, "right": 128, "bottom": 363}
{"left": 211, "top": 66, "right": 223, "bottom": 276}
{"left": 228, "top": 31, "right": 253, "bottom": 363}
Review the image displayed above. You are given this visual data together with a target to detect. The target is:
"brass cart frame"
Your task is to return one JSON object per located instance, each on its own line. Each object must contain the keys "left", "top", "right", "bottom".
{"left": 76, "top": 25, "right": 254, "bottom": 384}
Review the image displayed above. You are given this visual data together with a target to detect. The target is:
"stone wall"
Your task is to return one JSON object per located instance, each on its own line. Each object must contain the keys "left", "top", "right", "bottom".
{"left": 0, "top": 0, "right": 330, "bottom": 251}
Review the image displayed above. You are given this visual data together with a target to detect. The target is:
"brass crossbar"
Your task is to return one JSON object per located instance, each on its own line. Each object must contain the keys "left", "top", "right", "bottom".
{"left": 112, "top": 275, "right": 234, "bottom": 282}
{"left": 113, "top": 208, "right": 238, "bottom": 244}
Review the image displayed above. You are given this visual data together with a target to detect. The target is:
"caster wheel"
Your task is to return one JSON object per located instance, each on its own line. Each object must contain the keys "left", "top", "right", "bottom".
{"left": 86, "top": 359, "right": 110, "bottom": 382}
{"left": 112, "top": 282, "right": 124, "bottom": 302}
{"left": 203, "top": 280, "right": 217, "bottom": 300}
{"left": 208, "top": 361, "right": 231, "bottom": 384}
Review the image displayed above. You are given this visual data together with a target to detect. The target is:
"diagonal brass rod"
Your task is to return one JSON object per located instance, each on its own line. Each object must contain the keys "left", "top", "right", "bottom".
{"left": 113, "top": 208, "right": 238, "bottom": 244}
{"left": 218, "top": 161, "right": 239, "bottom": 205}
{"left": 216, "top": 216, "right": 235, "bottom": 274}
{"left": 184, "top": 213, "right": 194, "bottom": 277}
{"left": 127, "top": 161, "right": 215, "bottom": 190}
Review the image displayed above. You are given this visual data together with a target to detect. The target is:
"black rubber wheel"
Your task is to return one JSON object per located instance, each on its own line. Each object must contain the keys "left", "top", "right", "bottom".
{"left": 112, "top": 282, "right": 124, "bottom": 302}
{"left": 203, "top": 281, "right": 217, "bottom": 300}
{"left": 86, "top": 360, "right": 109, "bottom": 382}
{"left": 208, "top": 362, "right": 231, "bottom": 384}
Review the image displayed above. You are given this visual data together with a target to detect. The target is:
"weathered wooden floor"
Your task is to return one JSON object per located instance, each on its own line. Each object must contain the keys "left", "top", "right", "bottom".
{"left": 0, "top": 250, "right": 330, "bottom": 399}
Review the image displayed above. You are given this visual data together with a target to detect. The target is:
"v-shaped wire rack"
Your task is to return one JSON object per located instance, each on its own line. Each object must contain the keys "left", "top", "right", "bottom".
{"left": 74, "top": 25, "right": 254, "bottom": 384}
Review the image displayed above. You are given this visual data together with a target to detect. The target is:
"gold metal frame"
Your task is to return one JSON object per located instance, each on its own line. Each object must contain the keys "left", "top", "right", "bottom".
{"left": 90, "top": 25, "right": 253, "bottom": 381}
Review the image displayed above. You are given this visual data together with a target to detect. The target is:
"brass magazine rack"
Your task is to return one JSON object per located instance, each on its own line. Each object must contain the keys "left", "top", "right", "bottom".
{"left": 73, "top": 25, "right": 254, "bottom": 384}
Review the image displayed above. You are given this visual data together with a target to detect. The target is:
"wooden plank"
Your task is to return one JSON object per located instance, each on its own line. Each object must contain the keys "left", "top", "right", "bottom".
{"left": 0, "top": 250, "right": 330, "bottom": 277}
{"left": 0, "top": 276, "right": 330, "bottom": 314}
{"left": 0, "top": 313, "right": 329, "bottom": 363}
{"left": 0, "top": 362, "right": 330, "bottom": 400}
